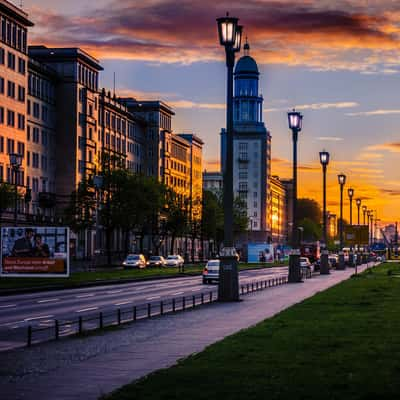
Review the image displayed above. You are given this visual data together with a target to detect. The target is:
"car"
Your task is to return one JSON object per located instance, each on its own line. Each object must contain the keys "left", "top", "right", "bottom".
{"left": 147, "top": 255, "right": 166, "bottom": 267}
{"left": 329, "top": 255, "right": 338, "bottom": 268}
{"left": 165, "top": 255, "right": 184, "bottom": 267}
{"left": 202, "top": 259, "right": 220, "bottom": 284}
{"left": 300, "top": 257, "right": 313, "bottom": 273}
{"left": 122, "top": 254, "right": 146, "bottom": 269}
{"left": 314, "top": 257, "right": 333, "bottom": 271}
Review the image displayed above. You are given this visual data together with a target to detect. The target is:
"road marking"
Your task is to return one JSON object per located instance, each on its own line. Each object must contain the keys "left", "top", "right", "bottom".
{"left": 115, "top": 301, "right": 130, "bottom": 306}
{"left": 171, "top": 291, "right": 184, "bottom": 295}
{"left": 37, "top": 298, "right": 59, "bottom": 304}
{"left": 191, "top": 288, "right": 201, "bottom": 292}
{"left": 0, "top": 304, "right": 17, "bottom": 309}
{"left": 75, "top": 307, "right": 98, "bottom": 313}
{"left": 76, "top": 294, "right": 95, "bottom": 298}
{"left": 24, "top": 315, "right": 54, "bottom": 322}
{"left": 146, "top": 296, "right": 160, "bottom": 300}
{"left": 107, "top": 290, "right": 123, "bottom": 294}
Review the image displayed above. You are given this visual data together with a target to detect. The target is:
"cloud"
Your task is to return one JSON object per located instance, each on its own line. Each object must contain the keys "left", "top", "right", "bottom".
{"left": 347, "top": 109, "right": 400, "bottom": 116}
{"left": 265, "top": 102, "right": 359, "bottom": 113}
{"left": 168, "top": 100, "right": 225, "bottom": 110}
{"left": 27, "top": 1, "right": 400, "bottom": 71}
{"left": 203, "top": 159, "right": 220, "bottom": 171}
{"left": 380, "top": 189, "right": 400, "bottom": 196}
{"left": 316, "top": 136, "right": 344, "bottom": 141}
{"left": 365, "top": 142, "right": 400, "bottom": 153}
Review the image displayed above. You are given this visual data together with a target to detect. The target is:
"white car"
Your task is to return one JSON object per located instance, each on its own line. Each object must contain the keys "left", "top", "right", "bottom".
{"left": 300, "top": 257, "right": 313, "bottom": 273}
{"left": 165, "top": 255, "right": 184, "bottom": 267}
{"left": 122, "top": 254, "right": 146, "bottom": 269}
{"left": 202, "top": 259, "right": 220, "bottom": 284}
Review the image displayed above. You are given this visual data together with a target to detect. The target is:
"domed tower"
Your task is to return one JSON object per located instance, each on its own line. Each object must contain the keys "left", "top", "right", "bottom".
{"left": 233, "top": 42, "right": 263, "bottom": 124}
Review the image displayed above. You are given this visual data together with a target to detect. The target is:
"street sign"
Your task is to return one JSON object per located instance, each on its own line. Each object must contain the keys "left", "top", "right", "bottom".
{"left": 344, "top": 225, "right": 369, "bottom": 246}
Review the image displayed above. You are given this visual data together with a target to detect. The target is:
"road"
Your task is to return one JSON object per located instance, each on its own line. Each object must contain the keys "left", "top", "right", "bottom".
{"left": 0, "top": 266, "right": 288, "bottom": 351}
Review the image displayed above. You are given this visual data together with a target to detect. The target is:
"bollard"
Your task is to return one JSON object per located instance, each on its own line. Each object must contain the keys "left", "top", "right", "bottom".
{"left": 133, "top": 306, "right": 137, "bottom": 321}
{"left": 247, "top": 283, "right": 249, "bottom": 293}
{"left": 117, "top": 309, "right": 121, "bottom": 325}
{"left": 160, "top": 301, "right": 164, "bottom": 315}
{"left": 27, "top": 325, "right": 32, "bottom": 347}
{"left": 99, "top": 312, "right": 103, "bottom": 329}
{"left": 192, "top": 295, "right": 196, "bottom": 308}
{"left": 172, "top": 298, "right": 176, "bottom": 312}
{"left": 147, "top": 303, "right": 151, "bottom": 318}
{"left": 182, "top": 296, "right": 186, "bottom": 310}
{"left": 78, "top": 316, "right": 83, "bottom": 334}
{"left": 209, "top": 291, "right": 213, "bottom": 303}
{"left": 55, "top": 320, "right": 59, "bottom": 340}
{"left": 251, "top": 282, "right": 254, "bottom": 291}
{"left": 201, "top": 292, "right": 204, "bottom": 304}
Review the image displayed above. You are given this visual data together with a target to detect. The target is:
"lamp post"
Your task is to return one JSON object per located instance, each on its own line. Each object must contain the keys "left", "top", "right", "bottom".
{"left": 356, "top": 198, "right": 361, "bottom": 225}
{"left": 216, "top": 13, "right": 242, "bottom": 301}
{"left": 287, "top": 109, "right": 303, "bottom": 283}
{"left": 367, "top": 210, "right": 371, "bottom": 247}
{"left": 337, "top": 174, "right": 346, "bottom": 269}
{"left": 9, "top": 153, "right": 23, "bottom": 225}
{"left": 362, "top": 205, "right": 367, "bottom": 225}
{"left": 93, "top": 175, "right": 104, "bottom": 258}
{"left": 319, "top": 150, "right": 329, "bottom": 247}
{"left": 369, "top": 210, "right": 374, "bottom": 246}
{"left": 348, "top": 188, "right": 354, "bottom": 226}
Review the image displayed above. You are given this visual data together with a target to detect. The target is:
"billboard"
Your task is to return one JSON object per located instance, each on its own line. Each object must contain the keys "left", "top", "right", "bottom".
{"left": 344, "top": 225, "right": 369, "bottom": 246}
{"left": 248, "top": 243, "right": 274, "bottom": 263}
{"left": 0, "top": 227, "right": 70, "bottom": 278}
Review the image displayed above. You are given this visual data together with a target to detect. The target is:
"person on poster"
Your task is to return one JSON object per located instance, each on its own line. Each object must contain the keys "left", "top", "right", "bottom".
{"left": 11, "top": 228, "right": 34, "bottom": 257}
{"left": 32, "top": 234, "right": 50, "bottom": 258}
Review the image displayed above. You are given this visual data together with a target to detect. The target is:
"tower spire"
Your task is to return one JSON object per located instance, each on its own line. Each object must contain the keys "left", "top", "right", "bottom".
{"left": 244, "top": 37, "right": 250, "bottom": 56}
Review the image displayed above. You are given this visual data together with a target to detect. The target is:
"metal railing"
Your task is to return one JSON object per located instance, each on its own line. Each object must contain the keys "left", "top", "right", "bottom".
{"left": 26, "top": 274, "right": 301, "bottom": 347}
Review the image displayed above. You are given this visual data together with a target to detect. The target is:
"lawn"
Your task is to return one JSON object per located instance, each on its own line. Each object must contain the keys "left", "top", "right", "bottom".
{"left": 0, "top": 261, "right": 286, "bottom": 292}
{"left": 103, "top": 262, "right": 400, "bottom": 400}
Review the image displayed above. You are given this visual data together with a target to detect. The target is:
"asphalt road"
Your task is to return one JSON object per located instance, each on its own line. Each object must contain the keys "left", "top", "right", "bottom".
{"left": 0, "top": 267, "right": 288, "bottom": 351}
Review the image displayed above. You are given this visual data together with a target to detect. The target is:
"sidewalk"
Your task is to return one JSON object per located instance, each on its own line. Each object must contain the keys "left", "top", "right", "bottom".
{"left": 0, "top": 265, "right": 371, "bottom": 400}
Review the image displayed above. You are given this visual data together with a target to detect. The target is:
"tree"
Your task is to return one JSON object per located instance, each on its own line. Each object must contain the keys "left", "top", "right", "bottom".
{"left": 297, "top": 198, "right": 322, "bottom": 225}
{"left": 298, "top": 218, "right": 322, "bottom": 242}
{"left": 233, "top": 196, "right": 249, "bottom": 238}
{"left": 201, "top": 190, "right": 223, "bottom": 257}
{"left": 0, "top": 183, "right": 19, "bottom": 222}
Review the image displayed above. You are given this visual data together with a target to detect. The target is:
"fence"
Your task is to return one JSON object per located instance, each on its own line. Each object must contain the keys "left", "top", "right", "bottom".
{"left": 27, "top": 273, "right": 307, "bottom": 347}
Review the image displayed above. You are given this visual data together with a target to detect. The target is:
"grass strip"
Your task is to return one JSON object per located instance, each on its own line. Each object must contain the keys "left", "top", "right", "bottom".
{"left": 0, "top": 262, "right": 285, "bottom": 291}
{"left": 103, "top": 263, "right": 400, "bottom": 400}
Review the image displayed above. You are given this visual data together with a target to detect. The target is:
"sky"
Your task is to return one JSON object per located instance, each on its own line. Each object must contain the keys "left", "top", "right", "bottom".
{"left": 18, "top": 0, "right": 400, "bottom": 225}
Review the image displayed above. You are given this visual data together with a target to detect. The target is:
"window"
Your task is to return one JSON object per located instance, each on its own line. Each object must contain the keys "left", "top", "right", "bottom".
{"left": 42, "top": 131, "right": 48, "bottom": 146}
{"left": 26, "top": 151, "right": 30, "bottom": 166}
{"left": 7, "top": 110, "right": 14, "bottom": 127}
{"left": 33, "top": 102, "right": 40, "bottom": 118}
{"left": 17, "top": 114, "right": 24, "bottom": 130}
{"left": 18, "top": 85, "right": 25, "bottom": 102}
{"left": 32, "top": 178, "right": 39, "bottom": 193}
{"left": 18, "top": 57, "right": 25, "bottom": 75}
{"left": 33, "top": 127, "right": 39, "bottom": 143}
{"left": 0, "top": 107, "right": 3, "bottom": 124}
{"left": 0, "top": 48, "right": 4, "bottom": 64}
{"left": 0, "top": 136, "right": 4, "bottom": 153}
{"left": 239, "top": 172, "right": 248, "bottom": 180}
{"left": 32, "top": 152, "right": 39, "bottom": 168}
{"left": 17, "top": 141, "right": 24, "bottom": 156}
{"left": 0, "top": 77, "right": 4, "bottom": 94}
{"left": 7, "top": 81, "right": 15, "bottom": 98}
{"left": 239, "top": 142, "right": 248, "bottom": 151}
{"left": 41, "top": 155, "right": 47, "bottom": 171}
{"left": 7, "top": 138, "right": 14, "bottom": 154}
{"left": 42, "top": 105, "right": 48, "bottom": 122}
{"left": 27, "top": 125, "right": 30, "bottom": 141}
{"left": 27, "top": 100, "right": 31, "bottom": 115}
{"left": 7, "top": 52, "right": 15, "bottom": 70}
{"left": 239, "top": 182, "right": 248, "bottom": 192}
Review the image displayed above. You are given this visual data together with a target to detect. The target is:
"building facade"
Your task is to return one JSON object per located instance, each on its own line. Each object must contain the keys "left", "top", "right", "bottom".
{"left": 221, "top": 42, "right": 271, "bottom": 242}
{"left": 270, "top": 176, "right": 287, "bottom": 243}
{"left": 203, "top": 171, "right": 223, "bottom": 195}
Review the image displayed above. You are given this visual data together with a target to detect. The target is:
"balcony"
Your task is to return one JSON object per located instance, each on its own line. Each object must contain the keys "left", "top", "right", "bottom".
{"left": 38, "top": 192, "right": 57, "bottom": 209}
{"left": 238, "top": 157, "right": 249, "bottom": 163}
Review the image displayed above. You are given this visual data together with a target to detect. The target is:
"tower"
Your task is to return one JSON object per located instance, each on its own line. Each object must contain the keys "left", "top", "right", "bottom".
{"left": 221, "top": 41, "right": 272, "bottom": 243}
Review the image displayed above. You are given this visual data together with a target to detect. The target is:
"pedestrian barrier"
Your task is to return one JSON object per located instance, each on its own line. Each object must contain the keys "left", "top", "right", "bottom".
{"left": 26, "top": 273, "right": 305, "bottom": 347}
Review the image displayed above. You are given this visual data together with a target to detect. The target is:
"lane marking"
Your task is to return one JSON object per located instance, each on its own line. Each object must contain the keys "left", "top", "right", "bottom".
{"left": 76, "top": 294, "right": 95, "bottom": 298}
{"left": 0, "top": 304, "right": 17, "bottom": 309}
{"left": 24, "top": 315, "right": 54, "bottom": 322}
{"left": 191, "top": 288, "right": 201, "bottom": 292}
{"left": 115, "top": 301, "right": 130, "bottom": 306}
{"left": 146, "top": 296, "right": 160, "bottom": 300}
{"left": 107, "top": 290, "right": 123, "bottom": 294}
{"left": 37, "top": 298, "right": 59, "bottom": 304}
{"left": 171, "top": 291, "right": 184, "bottom": 296}
{"left": 75, "top": 307, "right": 98, "bottom": 313}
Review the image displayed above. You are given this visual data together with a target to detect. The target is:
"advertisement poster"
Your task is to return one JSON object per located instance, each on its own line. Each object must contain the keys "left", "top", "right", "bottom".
{"left": 248, "top": 243, "right": 274, "bottom": 263}
{"left": 0, "top": 227, "right": 70, "bottom": 278}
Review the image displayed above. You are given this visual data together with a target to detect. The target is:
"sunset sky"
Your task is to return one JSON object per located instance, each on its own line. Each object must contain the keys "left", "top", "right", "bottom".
{"left": 21, "top": 0, "right": 400, "bottom": 225}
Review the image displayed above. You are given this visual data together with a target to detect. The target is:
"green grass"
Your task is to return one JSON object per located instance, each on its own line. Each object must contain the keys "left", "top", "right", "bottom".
{"left": 103, "top": 263, "right": 400, "bottom": 400}
{"left": 0, "top": 261, "right": 285, "bottom": 292}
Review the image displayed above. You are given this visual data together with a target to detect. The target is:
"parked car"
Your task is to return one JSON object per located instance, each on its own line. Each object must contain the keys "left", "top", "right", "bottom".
{"left": 165, "top": 255, "right": 184, "bottom": 267}
{"left": 147, "top": 255, "right": 166, "bottom": 267}
{"left": 314, "top": 257, "right": 333, "bottom": 271}
{"left": 300, "top": 257, "right": 313, "bottom": 273}
{"left": 202, "top": 259, "right": 220, "bottom": 284}
{"left": 328, "top": 255, "right": 338, "bottom": 268}
{"left": 122, "top": 254, "right": 146, "bottom": 269}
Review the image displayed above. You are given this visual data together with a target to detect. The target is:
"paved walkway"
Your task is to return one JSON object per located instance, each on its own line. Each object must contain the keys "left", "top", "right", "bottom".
{"left": 1, "top": 264, "right": 372, "bottom": 400}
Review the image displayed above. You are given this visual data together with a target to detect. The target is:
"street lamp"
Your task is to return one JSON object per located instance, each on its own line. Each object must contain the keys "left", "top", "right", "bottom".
{"left": 337, "top": 174, "right": 346, "bottom": 269}
{"left": 362, "top": 205, "right": 367, "bottom": 225}
{"left": 287, "top": 109, "right": 303, "bottom": 283}
{"left": 9, "top": 153, "right": 23, "bottom": 225}
{"left": 356, "top": 198, "right": 361, "bottom": 225}
{"left": 216, "top": 13, "right": 242, "bottom": 301}
{"left": 319, "top": 150, "right": 329, "bottom": 246}
{"left": 348, "top": 188, "right": 354, "bottom": 226}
